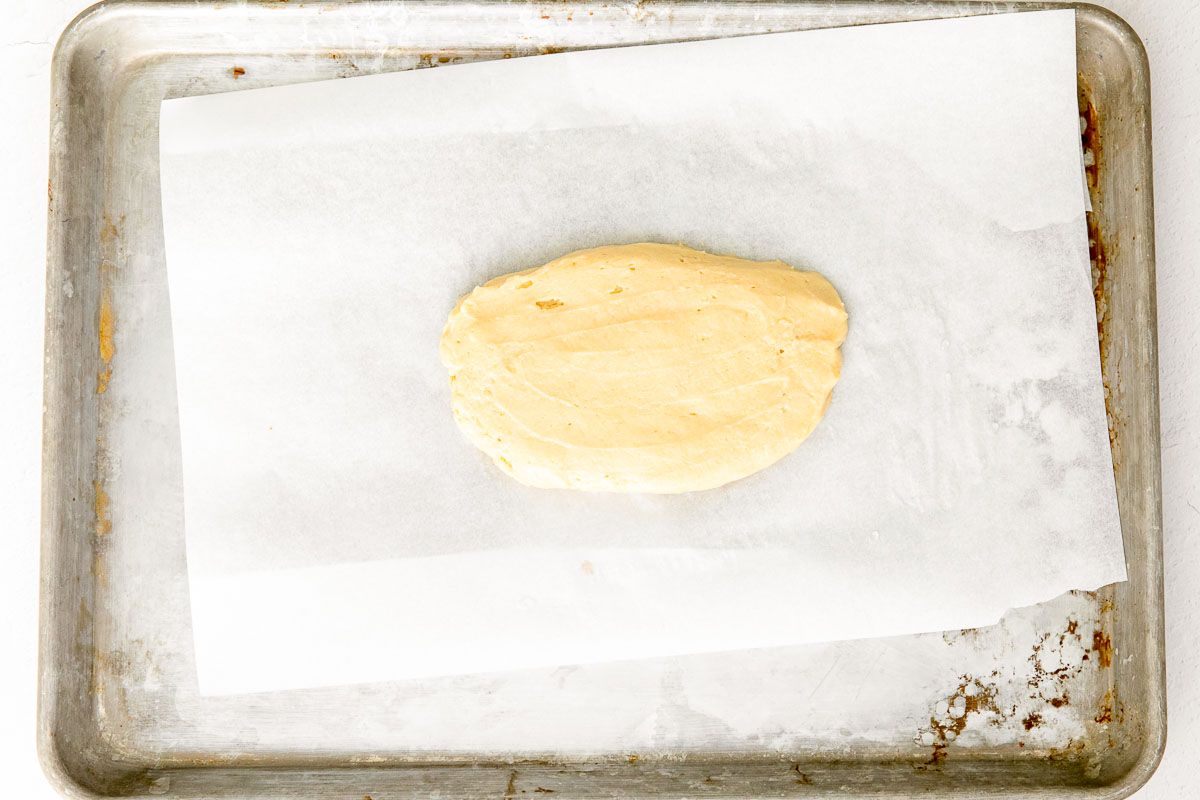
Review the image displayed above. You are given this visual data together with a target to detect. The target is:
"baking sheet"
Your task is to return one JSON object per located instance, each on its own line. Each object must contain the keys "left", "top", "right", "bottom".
{"left": 43, "top": 1, "right": 1164, "bottom": 796}
{"left": 158, "top": 9, "right": 1125, "bottom": 696}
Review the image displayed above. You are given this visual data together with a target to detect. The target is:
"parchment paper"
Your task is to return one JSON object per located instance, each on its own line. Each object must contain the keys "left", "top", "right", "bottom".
{"left": 159, "top": 9, "right": 1126, "bottom": 696}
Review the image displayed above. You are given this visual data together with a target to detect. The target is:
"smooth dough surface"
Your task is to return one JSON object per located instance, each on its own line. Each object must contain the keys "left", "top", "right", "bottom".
{"left": 440, "top": 243, "right": 848, "bottom": 493}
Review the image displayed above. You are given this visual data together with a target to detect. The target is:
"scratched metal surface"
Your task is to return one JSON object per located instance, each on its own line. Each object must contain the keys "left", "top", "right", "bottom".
{"left": 38, "top": 2, "right": 1163, "bottom": 798}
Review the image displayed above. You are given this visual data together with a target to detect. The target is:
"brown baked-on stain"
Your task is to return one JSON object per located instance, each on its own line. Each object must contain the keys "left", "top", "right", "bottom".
{"left": 98, "top": 213, "right": 123, "bottom": 393}
{"left": 921, "top": 676, "right": 1000, "bottom": 767}
{"left": 1095, "top": 689, "right": 1114, "bottom": 724}
{"left": 47, "top": 179, "right": 53, "bottom": 205}
{"left": 94, "top": 550, "right": 110, "bottom": 590}
{"left": 1089, "top": 211, "right": 1114, "bottom": 441}
{"left": 923, "top": 618, "right": 1099, "bottom": 764}
{"left": 99, "top": 214, "right": 122, "bottom": 245}
{"left": 231, "top": 66, "right": 246, "bottom": 79}
{"left": 1027, "top": 612, "right": 1104, "bottom": 711}
{"left": 1080, "top": 95, "right": 1101, "bottom": 194}
{"left": 99, "top": 292, "right": 116, "bottom": 363}
{"left": 95, "top": 213, "right": 122, "bottom": 546}
{"left": 1079, "top": 87, "right": 1118, "bottom": 455}
{"left": 1091, "top": 629, "right": 1113, "bottom": 668}
{"left": 97, "top": 289, "right": 116, "bottom": 394}
{"left": 1046, "top": 738, "right": 1088, "bottom": 763}
{"left": 94, "top": 480, "right": 112, "bottom": 536}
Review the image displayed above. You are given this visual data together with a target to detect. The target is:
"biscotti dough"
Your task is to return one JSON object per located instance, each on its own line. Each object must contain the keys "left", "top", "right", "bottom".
{"left": 439, "top": 243, "right": 848, "bottom": 493}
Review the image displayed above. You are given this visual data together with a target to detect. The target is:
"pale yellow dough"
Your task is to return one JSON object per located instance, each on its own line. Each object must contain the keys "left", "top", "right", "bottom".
{"left": 439, "top": 243, "right": 848, "bottom": 493}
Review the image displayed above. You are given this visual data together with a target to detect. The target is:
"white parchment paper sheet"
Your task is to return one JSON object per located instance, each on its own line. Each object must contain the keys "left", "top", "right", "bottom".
{"left": 159, "top": 9, "right": 1125, "bottom": 696}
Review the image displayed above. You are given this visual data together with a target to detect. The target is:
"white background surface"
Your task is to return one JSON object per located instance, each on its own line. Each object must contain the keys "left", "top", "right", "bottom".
{"left": 0, "top": 0, "right": 1193, "bottom": 796}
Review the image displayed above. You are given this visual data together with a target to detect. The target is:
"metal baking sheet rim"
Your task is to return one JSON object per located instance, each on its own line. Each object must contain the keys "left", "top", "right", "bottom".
{"left": 38, "top": 2, "right": 1165, "bottom": 798}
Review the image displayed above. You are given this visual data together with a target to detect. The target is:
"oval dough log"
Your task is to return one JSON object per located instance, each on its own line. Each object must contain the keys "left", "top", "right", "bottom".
{"left": 439, "top": 243, "right": 848, "bottom": 493}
